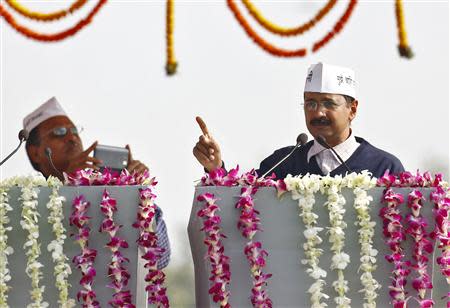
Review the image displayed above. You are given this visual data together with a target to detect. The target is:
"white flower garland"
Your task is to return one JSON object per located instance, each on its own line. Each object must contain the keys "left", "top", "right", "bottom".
{"left": 320, "top": 175, "right": 351, "bottom": 308}
{"left": 46, "top": 176, "right": 75, "bottom": 308}
{"left": 344, "top": 171, "right": 380, "bottom": 308}
{"left": 19, "top": 175, "right": 49, "bottom": 308}
{"left": 0, "top": 182, "right": 14, "bottom": 308}
{"left": 285, "top": 173, "right": 329, "bottom": 308}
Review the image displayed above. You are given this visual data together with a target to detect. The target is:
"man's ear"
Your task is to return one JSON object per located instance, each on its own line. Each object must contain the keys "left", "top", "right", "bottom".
{"left": 349, "top": 100, "right": 358, "bottom": 121}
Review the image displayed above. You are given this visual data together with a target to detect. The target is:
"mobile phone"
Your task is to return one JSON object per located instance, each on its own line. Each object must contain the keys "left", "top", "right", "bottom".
{"left": 93, "top": 144, "right": 129, "bottom": 171}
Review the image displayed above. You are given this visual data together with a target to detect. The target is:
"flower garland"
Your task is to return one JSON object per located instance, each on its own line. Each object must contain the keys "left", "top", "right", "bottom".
{"left": 395, "top": 0, "right": 413, "bottom": 58}
{"left": 64, "top": 168, "right": 152, "bottom": 186}
{"left": 70, "top": 195, "right": 99, "bottom": 308}
{"left": 344, "top": 171, "right": 380, "bottom": 308}
{"left": 226, "top": 0, "right": 307, "bottom": 57}
{"left": 166, "top": 0, "right": 177, "bottom": 75}
{"left": 0, "top": 182, "right": 14, "bottom": 307}
{"left": 196, "top": 193, "right": 231, "bottom": 308}
{"left": 18, "top": 176, "right": 49, "bottom": 308}
{"left": 99, "top": 190, "right": 134, "bottom": 308}
{"left": 133, "top": 187, "right": 169, "bottom": 307}
{"left": 312, "top": 0, "right": 358, "bottom": 53}
{"left": 241, "top": 0, "right": 337, "bottom": 36}
{"left": 379, "top": 188, "right": 409, "bottom": 307}
{"left": 378, "top": 170, "right": 450, "bottom": 306}
{"left": 0, "top": 0, "right": 107, "bottom": 42}
{"left": 320, "top": 175, "right": 351, "bottom": 307}
{"left": 67, "top": 168, "right": 169, "bottom": 306}
{"left": 199, "top": 167, "right": 283, "bottom": 307}
{"left": 406, "top": 190, "right": 434, "bottom": 307}
{"left": 284, "top": 173, "right": 329, "bottom": 307}
{"left": 46, "top": 176, "right": 75, "bottom": 308}
{"left": 430, "top": 185, "right": 450, "bottom": 298}
{"left": 4, "top": 0, "right": 87, "bottom": 21}
{"left": 236, "top": 172, "right": 274, "bottom": 307}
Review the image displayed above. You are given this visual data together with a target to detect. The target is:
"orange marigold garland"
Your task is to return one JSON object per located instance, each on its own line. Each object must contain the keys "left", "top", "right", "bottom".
{"left": 227, "top": 0, "right": 307, "bottom": 57}
{"left": 241, "top": 0, "right": 337, "bottom": 37}
{"left": 395, "top": 0, "right": 413, "bottom": 58}
{"left": 0, "top": 0, "right": 107, "bottom": 42}
{"left": 312, "top": 0, "right": 357, "bottom": 53}
{"left": 166, "top": 0, "right": 177, "bottom": 75}
{"left": 4, "top": 0, "right": 88, "bottom": 22}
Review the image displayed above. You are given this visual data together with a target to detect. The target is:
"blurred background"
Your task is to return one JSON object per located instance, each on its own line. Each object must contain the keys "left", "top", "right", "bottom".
{"left": 1, "top": 1, "right": 448, "bottom": 306}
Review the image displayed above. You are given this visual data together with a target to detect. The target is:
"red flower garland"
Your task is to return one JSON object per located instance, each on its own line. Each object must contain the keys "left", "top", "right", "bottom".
{"left": 197, "top": 193, "right": 232, "bottom": 308}
{"left": 99, "top": 190, "right": 135, "bottom": 308}
{"left": 0, "top": 0, "right": 107, "bottom": 42}
{"left": 70, "top": 195, "right": 99, "bottom": 308}
{"left": 133, "top": 187, "right": 169, "bottom": 307}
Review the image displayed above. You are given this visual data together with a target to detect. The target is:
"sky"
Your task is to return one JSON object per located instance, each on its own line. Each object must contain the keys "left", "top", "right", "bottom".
{"left": 1, "top": 0, "right": 449, "bottom": 265}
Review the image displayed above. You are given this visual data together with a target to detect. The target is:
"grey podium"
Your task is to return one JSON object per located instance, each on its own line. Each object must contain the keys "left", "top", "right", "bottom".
{"left": 5, "top": 186, "right": 149, "bottom": 308}
{"left": 188, "top": 187, "right": 449, "bottom": 308}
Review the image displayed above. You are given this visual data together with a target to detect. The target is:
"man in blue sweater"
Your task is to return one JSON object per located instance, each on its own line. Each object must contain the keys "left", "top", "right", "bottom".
{"left": 193, "top": 62, "right": 404, "bottom": 178}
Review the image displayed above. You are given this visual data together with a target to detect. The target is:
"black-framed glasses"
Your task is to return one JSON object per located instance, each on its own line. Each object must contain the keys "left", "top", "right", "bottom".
{"left": 302, "top": 100, "right": 343, "bottom": 112}
{"left": 43, "top": 126, "right": 84, "bottom": 138}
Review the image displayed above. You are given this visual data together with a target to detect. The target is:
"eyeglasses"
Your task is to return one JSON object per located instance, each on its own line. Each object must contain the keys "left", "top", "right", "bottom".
{"left": 43, "top": 126, "right": 84, "bottom": 138}
{"left": 302, "top": 100, "right": 343, "bottom": 112}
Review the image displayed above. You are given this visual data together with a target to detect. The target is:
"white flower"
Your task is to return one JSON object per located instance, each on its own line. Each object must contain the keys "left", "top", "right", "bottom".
{"left": 304, "top": 227, "right": 323, "bottom": 240}
{"left": 331, "top": 253, "right": 350, "bottom": 270}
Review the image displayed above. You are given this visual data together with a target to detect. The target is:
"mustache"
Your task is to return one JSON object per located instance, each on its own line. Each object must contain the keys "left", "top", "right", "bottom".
{"left": 310, "top": 117, "right": 331, "bottom": 126}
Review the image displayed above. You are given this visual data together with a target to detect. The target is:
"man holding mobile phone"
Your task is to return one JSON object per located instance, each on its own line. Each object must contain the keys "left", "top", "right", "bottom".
{"left": 23, "top": 97, "right": 170, "bottom": 271}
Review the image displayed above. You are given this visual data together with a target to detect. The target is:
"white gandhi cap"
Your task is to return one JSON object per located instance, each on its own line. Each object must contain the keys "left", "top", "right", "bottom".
{"left": 304, "top": 62, "right": 357, "bottom": 99}
{"left": 23, "top": 97, "right": 68, "bottom": 132}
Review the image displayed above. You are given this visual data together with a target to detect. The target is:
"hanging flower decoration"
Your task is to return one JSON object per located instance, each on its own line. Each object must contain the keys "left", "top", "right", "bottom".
{"left": 284, "top": 173, "right": 329, "bottom": 307}
{"left": 197, "top": 193, "right": 231, "bottom": 308}
{"left": 19, "top": 176, "right": 49, "bottom": 308}
{"left": 406, "top": 190, "right": 434, "bottom": 306}
{"left": 4, "top": 0, "right": 88, "bottom": 21}
{"left": 226, "top": 0, "right": 307, "bottom": 57}
{"left": 166, "top": 0, "right": 177, "bottom": 75}
{"left": 69, "top": 195, "right": 99, "bottom": 308}
{"left": 133, "top": 187, "right": 169, "bottom": 307}
{"left": 0, "top": 0, "right": 107, "bottom": 42}
{"left": 430, "top": 186, "right": 450, "bottom": 289}
{"left": 344, "top": 171, "right": 380, "bottom": 308}
{"left": 319, "top": 175, "right": 351, "bottom": 307}
{"left": 46, "top": 176, "right": 75, "bottom": 308}
{"left": 380, "top": 188, "right": 409, "bottom": 308}
{"left": 241, "top": 0, "right": 337, "bottom": 36}
{"left": 395, "top": 0, "right": 414, "bottom": 58}
{"left": 99, "top": 190, "right": 135, "bottom": 308}
{"left": 199, "top": 166, "right": 284, "bottom": 307}
{"left": 0, "top": 182, "right": 14, "bottom": 307}
{"left": 236, "top": 171, "right": 274, "bottom": 307}
{"left": 312, "top": 0, "right": 358, "bottom": 53}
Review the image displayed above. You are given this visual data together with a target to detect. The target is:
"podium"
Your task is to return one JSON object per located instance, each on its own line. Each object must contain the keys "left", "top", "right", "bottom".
{"left": 188, "top": 186, "right": 449, "bottom": 307}
{"left": 5, "top": 186, "right": 148, "bottom": 308}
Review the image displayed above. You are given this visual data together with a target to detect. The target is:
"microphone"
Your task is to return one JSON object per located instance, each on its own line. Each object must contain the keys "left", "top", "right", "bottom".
{"left": 260, "top": 133, "right": 308, "bottom": 178}
{"left": 45, "top": 147, "right": 63, "bottom": 178}
{"left": 0, "top": 129, "right": 29, "bottom": 166}
{"left": 316, "top": 135, "right": 352, "bottom": 173}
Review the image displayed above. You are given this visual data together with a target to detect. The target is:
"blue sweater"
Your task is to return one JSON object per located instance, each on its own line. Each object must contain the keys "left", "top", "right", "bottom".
{"left": 256, "top": 137, "right": 404, "bottom": 179}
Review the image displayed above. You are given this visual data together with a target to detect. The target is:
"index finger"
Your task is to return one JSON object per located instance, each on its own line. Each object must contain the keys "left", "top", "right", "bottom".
{"left": 125, "top": 144, "right": 133, "bottom": 162}
{"left": 196, "top": 116, "right": 210, "bottom": 137}
{"left": 83, "top": 141, "right": 98, "bottom": 156}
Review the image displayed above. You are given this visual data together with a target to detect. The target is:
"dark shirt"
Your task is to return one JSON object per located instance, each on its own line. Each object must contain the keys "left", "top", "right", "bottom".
{"left": 256, "top": 137, "right": 404, "bottom": 179}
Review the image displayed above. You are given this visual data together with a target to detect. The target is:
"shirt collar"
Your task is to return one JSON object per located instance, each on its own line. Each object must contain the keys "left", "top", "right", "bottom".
{"left": 307, "top": 131, "right": 359, "bottom": 163}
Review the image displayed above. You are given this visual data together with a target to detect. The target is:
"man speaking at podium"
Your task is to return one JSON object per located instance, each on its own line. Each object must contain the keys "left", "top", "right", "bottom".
{"left": 22, "top": 97, "right": 170, "bottom": 277}
{"left": 193, "top": 63, "right": 404, "bottom": 178}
